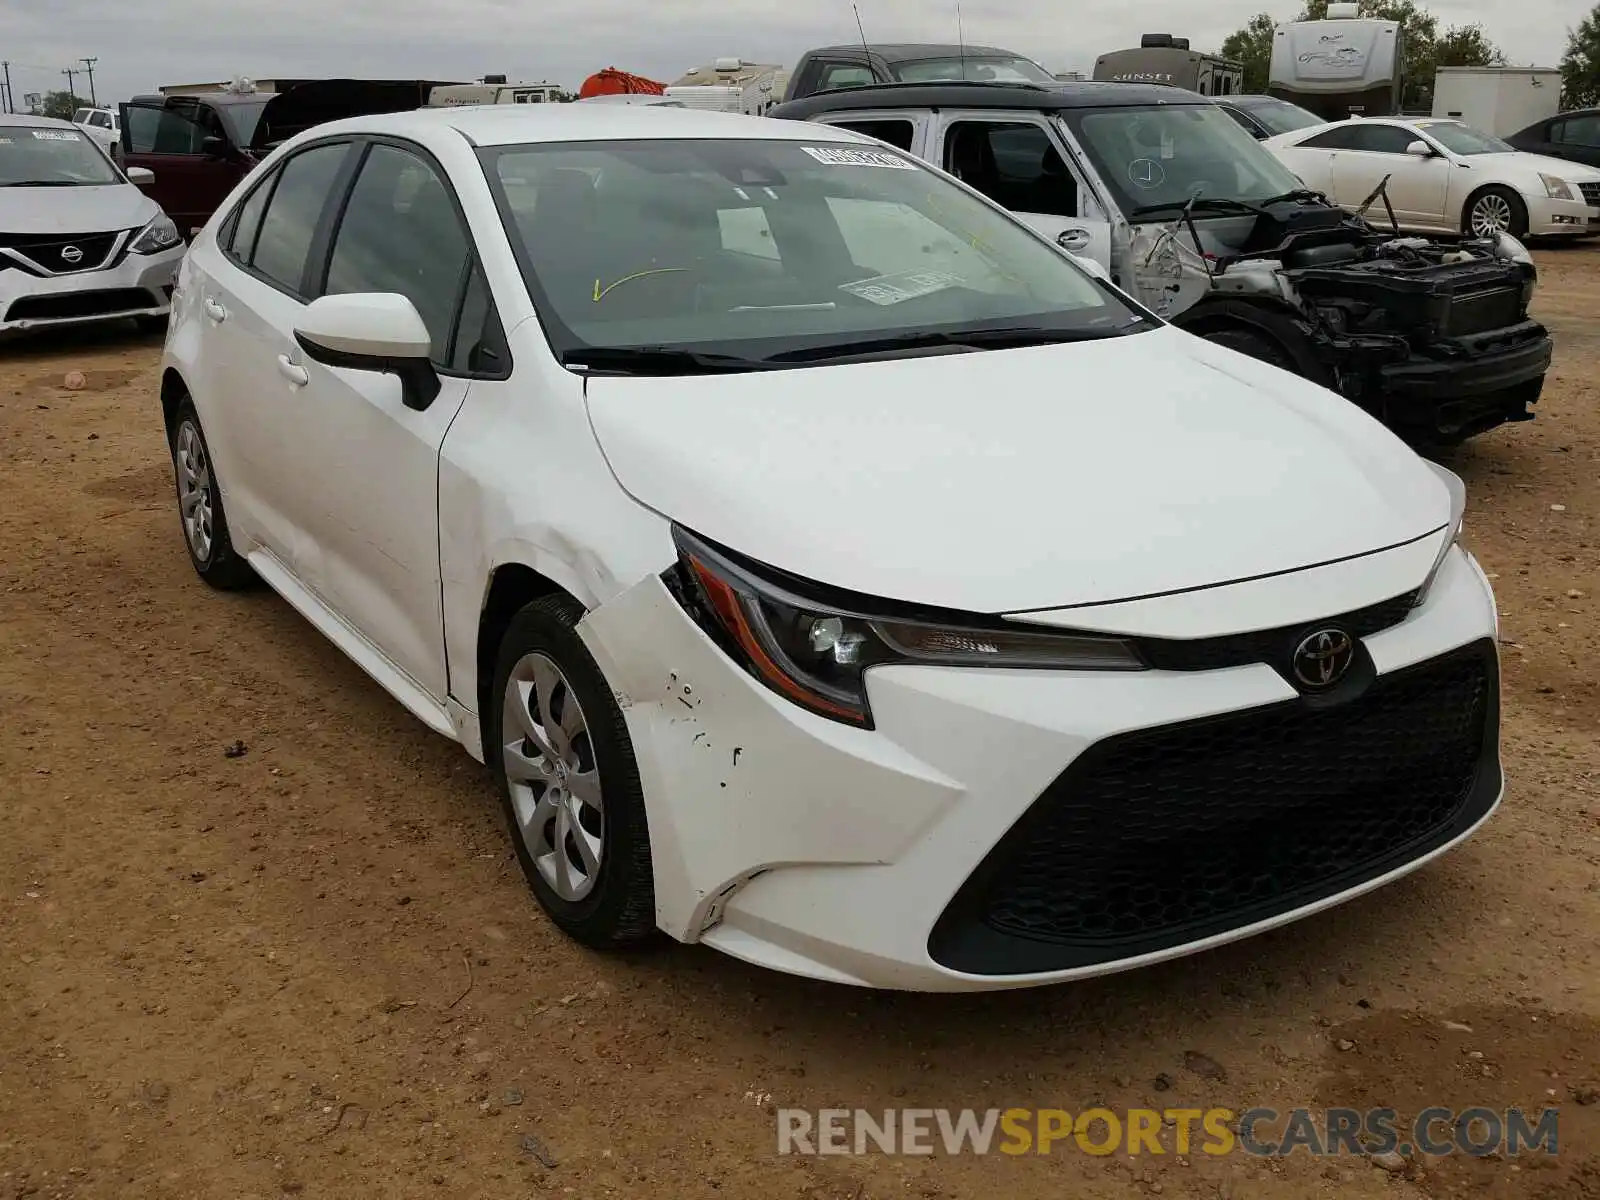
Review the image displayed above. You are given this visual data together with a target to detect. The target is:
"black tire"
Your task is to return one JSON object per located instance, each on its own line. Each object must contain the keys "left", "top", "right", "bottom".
{"left": 489, "top": 594, "right": 658, "bottom": 950}
{"left": 1462, "top": 185, "right": 1528, "bottom": 240}
{"left": 1202, "top": 326, "right": 1297, "bottom": 372}
{"left": 170, "top": 399, "right": 254, "bottom": 590}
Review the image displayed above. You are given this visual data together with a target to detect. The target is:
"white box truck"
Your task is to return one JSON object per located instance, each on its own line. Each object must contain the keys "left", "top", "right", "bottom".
{"left": 1431, "top": 67, "right": 1562, "bottom": 137}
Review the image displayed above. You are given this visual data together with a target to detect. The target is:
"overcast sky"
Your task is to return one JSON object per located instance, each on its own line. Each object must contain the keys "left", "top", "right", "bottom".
{"left": 4, "top": 0, "right": 1592, "bottom": 108}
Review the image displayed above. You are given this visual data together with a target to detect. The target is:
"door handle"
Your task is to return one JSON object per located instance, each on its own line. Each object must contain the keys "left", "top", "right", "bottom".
{"left": 202, "top": 298, "right": 227, "bottom": 323}
{"left": 276, "top": 354, "right": 309, "bottom": 387}
{"left": 1057, "top": 228, "right": 1091, "bottom": 251}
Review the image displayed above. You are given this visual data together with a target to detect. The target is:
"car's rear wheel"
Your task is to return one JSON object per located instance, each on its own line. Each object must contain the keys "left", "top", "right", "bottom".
{"left": 1463, "top": 185, "right": 1528, "bottom": 240}
{"left": 171, "top": 400, "right": 253, "bottom": 589}
{"left": 489, "top": 594, "right": 657, "bottom": 949}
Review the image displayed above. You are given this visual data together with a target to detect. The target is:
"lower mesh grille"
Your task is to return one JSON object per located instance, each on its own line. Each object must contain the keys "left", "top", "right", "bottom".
{"left": 929, "top": 640, "right": 1500, "bottom": 975}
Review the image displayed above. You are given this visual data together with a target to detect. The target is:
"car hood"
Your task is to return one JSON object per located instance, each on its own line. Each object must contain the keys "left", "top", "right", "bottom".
{"left": 1478, "top": 150, "right": 1600, "bottom": 183}
{"left": 583, "top": 326, "right": 1451, "bottom": 613}
{"left": 0, "top": 183, "right": 156, "bottom": 235}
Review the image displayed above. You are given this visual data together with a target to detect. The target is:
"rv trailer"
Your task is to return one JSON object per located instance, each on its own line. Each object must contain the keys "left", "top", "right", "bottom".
{"left": 1268, "top": 2, "right": 1403, "bottom": 120}
{"left": 1092, "top": 34, "right": 1243, "bottom": 95}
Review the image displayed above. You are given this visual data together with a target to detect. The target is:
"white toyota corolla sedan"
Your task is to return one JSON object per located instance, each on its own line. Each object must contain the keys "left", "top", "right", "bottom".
{"left": 160, "top": 104, "right": 1502, "bottom": 991}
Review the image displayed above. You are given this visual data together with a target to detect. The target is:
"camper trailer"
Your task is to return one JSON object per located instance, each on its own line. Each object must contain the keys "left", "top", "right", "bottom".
{"left": 667, "top": 58, "right": 791, "bottom": 115}
{"left": 1092, "top": 35, "right": 1243, "bottom": 96}
{"left": 428, "top": 76, "right": 563, "bottom": 106}
{"left": 1268, "top": 2, "right": 1403, "bottom": 120}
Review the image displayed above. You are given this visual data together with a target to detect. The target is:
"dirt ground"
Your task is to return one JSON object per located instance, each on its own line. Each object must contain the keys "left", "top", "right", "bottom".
{"left": 1, "top": 248, "right": 1597, "bottom": 1200}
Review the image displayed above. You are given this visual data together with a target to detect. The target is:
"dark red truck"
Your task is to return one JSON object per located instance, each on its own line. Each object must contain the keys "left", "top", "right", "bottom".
{"left": 119, "top": 79, "right": 461, "bottom": 239}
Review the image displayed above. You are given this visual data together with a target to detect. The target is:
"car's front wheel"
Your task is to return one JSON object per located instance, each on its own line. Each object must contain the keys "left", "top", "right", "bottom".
{"left": 1463, "top": 185, "right": 1528, "bottom": 240}
{"left": 489, "top": 594, "right": 658, "bottom": 949}
{"left": 170, "top": 400, "right": 253, "bottom": 589}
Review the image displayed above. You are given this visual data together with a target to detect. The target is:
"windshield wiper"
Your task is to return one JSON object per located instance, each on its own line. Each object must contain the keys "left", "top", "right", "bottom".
{"left": 0, "top": 180, "right": 87, "bottom": 187}
{"left": 560, "top": 346, "right": 773, "bottom": 376}
{"left": 1129, "top": 196, "right": 1269, "bottom": 219}
{"left": 1259, "top": 187, "right": 1329, "bottom": 206}
{"left": 763, "top": 325, "right": 1127, "bottom": 365}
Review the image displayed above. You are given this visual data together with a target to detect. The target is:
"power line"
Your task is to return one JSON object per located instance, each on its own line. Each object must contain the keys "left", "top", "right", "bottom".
{"left": 81, "top": 57, "right": 97, "bottom": 105}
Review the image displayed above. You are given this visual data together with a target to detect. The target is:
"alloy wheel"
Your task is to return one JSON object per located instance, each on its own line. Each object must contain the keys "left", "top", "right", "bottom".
{"left": 502, "top": 651, "right": 604, "bottom": 902}
{"left": 174, "top": 421, "right": 214, "bottom": 563}
{"left": 1469, "top": 193, "right": 1514, "bottom": 237}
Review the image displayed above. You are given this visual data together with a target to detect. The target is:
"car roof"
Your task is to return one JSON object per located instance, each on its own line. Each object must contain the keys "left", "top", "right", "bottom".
{"left": 770, "top": 80, "right": 1205, "bottom": 120}
{"left": 806, "top": 43, "right": 1021, "bottom": 62}
{"left": 129, "top": 91, "right": 281, "bottom": 106}
{"left": 305, "top": 103, "right": 885, "bottom": 148}
{"left": 0, "top": 113, "right": 80, "bottom": 129}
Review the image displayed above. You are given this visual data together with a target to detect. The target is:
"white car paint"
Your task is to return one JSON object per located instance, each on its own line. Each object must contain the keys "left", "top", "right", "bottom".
{"left": 1265, "top": 116, "right": 1600, "bottom": 237}
{"left": 165, "top": 103, "right": 1502, "bottom": 991}
{"left": 0, "top": 114, "right": 184, "bottom": 333}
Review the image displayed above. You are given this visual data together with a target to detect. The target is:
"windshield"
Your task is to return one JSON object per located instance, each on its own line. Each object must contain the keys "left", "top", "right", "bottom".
{"left": 893, "top": 56, "right": 1057, "bottom": 84}
{"left": 0, "top": 125, "right": 122, "bottom": 186}
{"left": 483, "top": 137, "right": 1151, "bottom": 367}
{"left": 1060, "top": 103, "right": 1306, "bottom": 219}
{"left": 1232, "top": 97, "right": 1323, "bottom": 135}
{"left": 1417, "top": 120, "right": 1513, "bottom": 156}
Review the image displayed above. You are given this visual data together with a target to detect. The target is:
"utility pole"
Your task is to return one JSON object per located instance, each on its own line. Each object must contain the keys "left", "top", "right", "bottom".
{"left": 62, "top": 66, "right": 78, "bottom": 102}
{"left": 1, "top": 62, "right": 12, "bottom": 114}
{"left": 81, "top": 57, "right": 98, "bottom": 106}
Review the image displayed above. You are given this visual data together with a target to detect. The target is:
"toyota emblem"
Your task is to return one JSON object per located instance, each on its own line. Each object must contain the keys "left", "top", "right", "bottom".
{"left": 60, "top": 245, "right": 84, "bottom": 264}
{"left": 1292, "top": 629, "right": 1356, "bottom": 690}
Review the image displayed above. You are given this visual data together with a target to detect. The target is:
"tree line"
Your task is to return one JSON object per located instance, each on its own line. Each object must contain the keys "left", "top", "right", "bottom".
{"left": 1219, "top": 0, "right": 1600, "bottom": 110}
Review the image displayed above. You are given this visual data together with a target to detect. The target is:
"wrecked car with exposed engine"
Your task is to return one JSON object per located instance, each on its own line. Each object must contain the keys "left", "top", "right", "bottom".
{"left": 769, "top": 81, "right": 1553, "bottom": 446}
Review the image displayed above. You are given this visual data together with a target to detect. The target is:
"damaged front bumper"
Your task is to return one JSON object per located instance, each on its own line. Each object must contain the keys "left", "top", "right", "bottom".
{"left": 1374, "top": 320, "right": 1552, "bottom": 443}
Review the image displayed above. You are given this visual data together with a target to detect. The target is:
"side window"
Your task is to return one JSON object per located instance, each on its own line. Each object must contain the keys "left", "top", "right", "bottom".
{"left": 224, "top": 172, "right": 275, "bottom": 264}
{"left": 1347, "top": 124, "right": 1421, "bottom": 154}
{"left": 1554, "top": 115, "right": 1600, "bottom": 146}
{"left": 447, "top": 262, "right": 507, "bottom": 375}
{"left": 817, "top": 62, "right": 875, "bottom": 91}
{"left": 323, "top": 143, "right": 472, "bottom": 364}
{"left": 123, "top": 104, "right": 170, "bottom": 154}
{"left": 717, "top": 206, "right": 781, "bottom": 259}
{"left": 1222, "top": 107, "right": 1261, "bottom": 137}
{"left": 1300, "top": 125, "right": 1364, "bottom": 150}
{"left": 943, "top": 121, "right": 1078, "bottom": 217}
{"left": 251, "top": 143, "right": 351, "bottom": 293}
{"left": 824, "top": 118, "right": 916, "bottom": 151}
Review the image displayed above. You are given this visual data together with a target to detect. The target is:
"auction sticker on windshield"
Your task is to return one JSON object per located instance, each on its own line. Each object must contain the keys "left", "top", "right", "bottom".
{"left": 840, "top": 269, "right": 963, "bottom": 305}
{"left": 30, "top": 130, "right": 82, "bottom": 141}
{"left": 802, "top": 146, "right": 917, "bottom": 169}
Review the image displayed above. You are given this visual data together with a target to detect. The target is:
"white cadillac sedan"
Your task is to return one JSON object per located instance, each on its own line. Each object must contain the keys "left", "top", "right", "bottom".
{"left": 160, "top": 104, "right": 1502, "bottom": 991}
{"left": 1265, "top": 115, "right": 1600, "bottom": 239}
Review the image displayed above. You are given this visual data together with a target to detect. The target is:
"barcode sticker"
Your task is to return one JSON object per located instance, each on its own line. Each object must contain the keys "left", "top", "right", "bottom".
{"left": 801, "top": 146, "right": 917, "bottom": 169}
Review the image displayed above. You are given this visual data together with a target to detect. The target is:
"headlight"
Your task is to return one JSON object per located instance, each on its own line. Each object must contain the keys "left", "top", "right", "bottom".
{"left": 1540, "top": 173, "right": 1574, "bottom": 200}
{"left": 1495, "top": 230, "right": 1534, "bottom": 267}
{"left": 668, "top": 527, "right": 1145, "bottom": 728}
{"left": 1413, "top": 461, "right": 1467, "bottom": 608}
{"left": 130, "top": 214, "right": 181, "bottom": 254}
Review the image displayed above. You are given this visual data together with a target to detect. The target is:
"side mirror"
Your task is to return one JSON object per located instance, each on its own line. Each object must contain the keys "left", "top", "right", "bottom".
{"left": 125, "top": 166, "right": 155, "bottom": 186}
{"left": 200, "top": 135, "right": 229, "bottom": 159}
{"left": 1405, "top": 140, "right": 1433, "bottom": 158}
{"left": 293, "top": 293, "right": 441, "bottom": 412}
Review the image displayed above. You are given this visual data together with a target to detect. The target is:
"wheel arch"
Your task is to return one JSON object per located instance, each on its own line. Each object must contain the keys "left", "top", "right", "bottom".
{"left": 475, "top": 562, "right": 577, "bottom": 758}
{"left": 1173, "top": 298, "right": 1332, "bottom": 385}
{"left": 160, "top": 368, "right": 190, "bottom": 442}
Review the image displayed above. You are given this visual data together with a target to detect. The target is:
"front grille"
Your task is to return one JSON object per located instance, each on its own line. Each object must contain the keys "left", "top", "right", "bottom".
{"left": 929, "top": 640, "right": 1499, "bottom": 975}
{"left": 5, "top": 288, "right": 159, "bottom": 323}
{"left": 1133, "top": 590, "right": 1417, "bottom": 675}
{"left": 0, "top": 230, "right": 124, "bottom": 274}
{"left": 1443, "top": 287, "right": 1524, "bottom": 337}
{"left": 1579, "top": 181, "right": 1600, "bottom": 208}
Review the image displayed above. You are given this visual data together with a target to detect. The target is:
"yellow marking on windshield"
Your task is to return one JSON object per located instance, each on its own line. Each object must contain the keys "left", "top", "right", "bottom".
{"left": 593, "top": 268, "right": 688, "bottom": 302}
